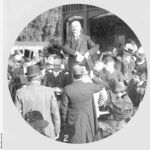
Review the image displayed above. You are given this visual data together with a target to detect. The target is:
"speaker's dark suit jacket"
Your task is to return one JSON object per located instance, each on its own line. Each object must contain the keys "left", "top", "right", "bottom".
{"left": 63, "top": 34, "right": 99, "bottom": 71}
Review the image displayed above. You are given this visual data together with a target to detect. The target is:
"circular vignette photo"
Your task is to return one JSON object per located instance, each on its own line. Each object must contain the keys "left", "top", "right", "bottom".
{"left": 7, "top": 4, "right": 148, "bottom": 144}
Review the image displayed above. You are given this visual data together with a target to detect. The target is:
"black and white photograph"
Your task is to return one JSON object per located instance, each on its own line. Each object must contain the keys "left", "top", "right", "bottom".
{"left": 6, "top": 3, "right": 148, "bottom": 144}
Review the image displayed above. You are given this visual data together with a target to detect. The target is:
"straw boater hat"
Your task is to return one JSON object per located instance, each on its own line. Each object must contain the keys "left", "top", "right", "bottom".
{"left": 123, "top": 43, "right": 136, "bottom": 55}
{"left": 27, "top": 65, "right": 41, "bottom": 78}
{"left": 25, "top": 110, "right": 49, "bottom": 129}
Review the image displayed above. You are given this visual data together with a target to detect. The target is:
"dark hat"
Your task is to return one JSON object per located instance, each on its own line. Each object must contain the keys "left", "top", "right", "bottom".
{"left": 24, "top": 49, "right": 34, "bottom": 59}
{"left": 37, "top": 61, "right": 46, "bottom": 70}
{"left": 110, "top": 98, "right": 133, "bottom": 119}
{"left": 102, "top": 51, "right": 116, "bottom": 63}
{"left": 27, "top": 65, "right": 41, "bottom": 78}
{"left": 13, "top": 75, "right": 27, "bottom": 85}
{"left": 14, "top": 49, "right": 21, "bottom": 55}
{"left": 72, "top": 64, "right": 83, "bottom": 75}
{"left": 25, "top": 110, "right": 49, "bottom": 129}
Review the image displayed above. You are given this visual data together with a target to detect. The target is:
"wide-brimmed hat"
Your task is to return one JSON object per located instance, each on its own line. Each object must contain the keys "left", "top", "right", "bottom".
{"left": 109, "top": 94, "right": 133, "bottom": 119}
{"left": 13, "top": 75, "right": 27, "bottom": 85}
{"left": 27, "top": 65, "right": 41, "bottom": 78}
{"left": 123, "top": 43, "right": 136, "bottom": 55}
{"left": 25, "top": 110, "right": 49, "bottom": 129}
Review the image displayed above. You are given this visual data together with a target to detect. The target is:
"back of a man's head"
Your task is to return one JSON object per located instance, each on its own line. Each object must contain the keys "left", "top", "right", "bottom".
{"left": 26, "top": 65, "right": 42, "bottom": 82}
{"left": 72, "top": 64, "right": 83, "bottom": 79}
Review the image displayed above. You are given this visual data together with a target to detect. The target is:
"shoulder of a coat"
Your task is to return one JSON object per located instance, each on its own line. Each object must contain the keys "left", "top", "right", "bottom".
{"left": 65, "top": 84, "right": 72, "bottom": 91}
{"left": 16, "top": 87, "right": 26, "bottom": 95}
{"left": 43, "top": 86, "right": 55, "bottom": 93}
{"left": 81, "top": 34, "right": 89, "bottom": 40}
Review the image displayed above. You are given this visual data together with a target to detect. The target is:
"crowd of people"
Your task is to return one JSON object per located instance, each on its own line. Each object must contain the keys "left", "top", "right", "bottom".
{"left": 8, "top": 20, "right": 147, "bottom": 144}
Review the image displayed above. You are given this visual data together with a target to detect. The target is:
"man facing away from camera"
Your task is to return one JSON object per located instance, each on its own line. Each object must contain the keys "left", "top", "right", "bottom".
{"left": 63, "top": 20, "right": 100, "bottom": 82}
{"left": 15, "top": 65, "right": 60, "bottom": 139}
{"left": 60, "top": 64, "right": 107, "bottom": 144}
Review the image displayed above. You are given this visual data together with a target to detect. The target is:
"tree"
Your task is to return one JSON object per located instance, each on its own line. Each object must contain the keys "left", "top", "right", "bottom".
{"left": 17, "top": 7, "right": 61, "bottom": 42}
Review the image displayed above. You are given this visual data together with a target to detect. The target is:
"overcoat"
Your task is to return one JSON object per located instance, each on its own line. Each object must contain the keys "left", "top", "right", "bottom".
{"left": 15, "top": 82, "right": 60, "bottom": 139}
{"left": 60, "top": 80, "right": 104, "bottom": 143}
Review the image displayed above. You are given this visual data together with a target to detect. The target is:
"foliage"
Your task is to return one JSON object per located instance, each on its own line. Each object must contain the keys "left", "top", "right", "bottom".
{"left": 17, "top": 7, "right": 61, "bottom": 42}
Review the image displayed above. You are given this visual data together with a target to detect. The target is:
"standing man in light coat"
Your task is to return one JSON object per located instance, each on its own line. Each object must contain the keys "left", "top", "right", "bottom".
{"left": 15, "top": 65, "right": 60, "bottom": 139}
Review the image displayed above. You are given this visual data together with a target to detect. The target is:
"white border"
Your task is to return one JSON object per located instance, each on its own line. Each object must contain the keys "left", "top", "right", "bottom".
{"left": 3, "top": 0, "right": 150, "bottom": 150}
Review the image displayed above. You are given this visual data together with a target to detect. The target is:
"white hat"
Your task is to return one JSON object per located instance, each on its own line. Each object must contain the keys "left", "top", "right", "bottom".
{"left": 124, "top": 43, "right": 137, "bottom": 54}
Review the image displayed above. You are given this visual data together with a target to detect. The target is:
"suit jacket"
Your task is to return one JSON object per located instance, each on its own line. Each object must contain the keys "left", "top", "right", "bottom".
{"left": 60, "top": 80, "right": 104, "bottom": 143}
{"left": 42, "top": 71, "right": 70, "bottom": 101}
{"left": 42, "top": 71, "right": 69, "bottom": 88}
{"left": 15, "top": 82, "right": 60, "bottom": 139}
{"left": 63, "top": 34, "right": 99, "bottom": 71}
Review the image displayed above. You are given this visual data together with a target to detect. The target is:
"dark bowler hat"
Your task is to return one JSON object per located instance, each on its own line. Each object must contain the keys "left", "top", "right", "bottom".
{"left": 27, "top": 65, "right": 41, "bottom": 78}
{"left": 25, "top": 110, "right": 49, "bottom": 129}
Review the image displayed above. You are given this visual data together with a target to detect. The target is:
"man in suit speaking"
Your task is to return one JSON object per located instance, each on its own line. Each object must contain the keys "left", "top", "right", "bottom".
{"left": 63, "top": 20, "right": 100, "bottom": 81}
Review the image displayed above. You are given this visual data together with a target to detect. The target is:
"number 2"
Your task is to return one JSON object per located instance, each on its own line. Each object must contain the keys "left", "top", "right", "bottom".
{"left": 63, "top": 135, "right": 68, "bottom": 142}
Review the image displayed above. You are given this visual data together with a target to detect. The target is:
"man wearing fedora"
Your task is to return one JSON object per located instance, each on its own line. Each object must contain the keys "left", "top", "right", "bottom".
{"left": 60, "top": 64, "right": 106, "bottom": 143}
{"left": 15, "top": 65, "right": 60, "bottom": 139}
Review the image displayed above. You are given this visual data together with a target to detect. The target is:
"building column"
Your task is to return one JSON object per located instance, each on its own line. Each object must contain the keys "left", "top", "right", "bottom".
{"left": 60, "top": 6, "right": 64, "bottom": 45}
{"left": 83, "top": 5, "right": 88, "bottom": 35}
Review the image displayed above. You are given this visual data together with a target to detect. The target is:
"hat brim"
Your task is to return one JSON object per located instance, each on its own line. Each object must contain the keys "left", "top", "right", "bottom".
{"left": 30, "top": 120, "right": 49, "bottom": 129}
{"left": 123, "top": 48, "right": 134, "bottom": 54}
{"left": 102, "top": 54, "right": 116, "bottom": 60}
{"left": 27, "top": 72, "right": 41, "bottom": 78}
